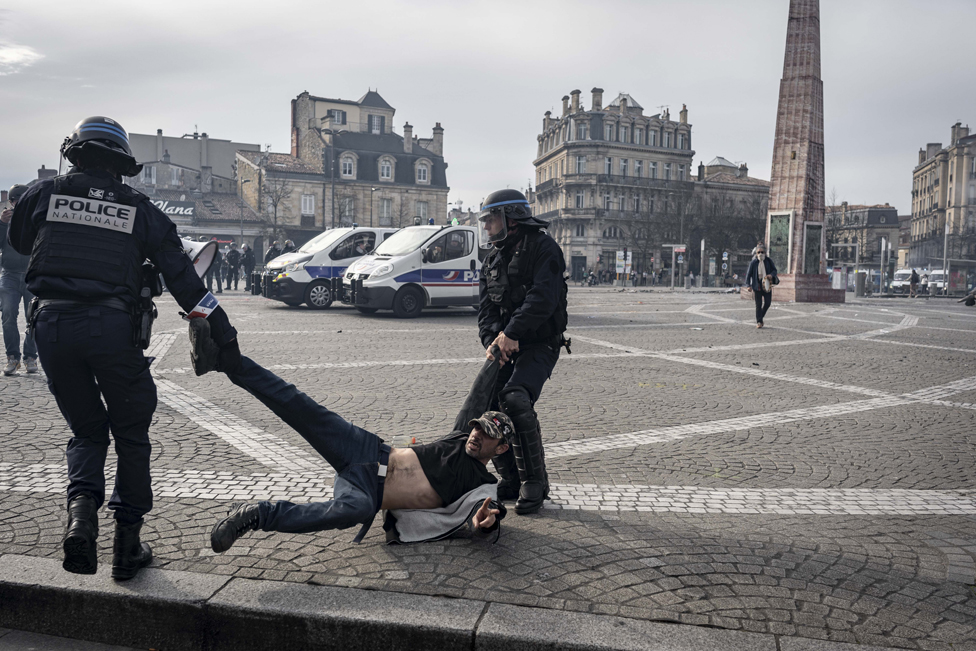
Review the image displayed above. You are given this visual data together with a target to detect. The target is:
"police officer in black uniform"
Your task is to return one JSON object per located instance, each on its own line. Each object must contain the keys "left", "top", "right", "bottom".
{"left": 477, "top": 189, "right": 568, "bottom": 514}
{"left": 8, "top": 116, "right": 240, "bottom": 580}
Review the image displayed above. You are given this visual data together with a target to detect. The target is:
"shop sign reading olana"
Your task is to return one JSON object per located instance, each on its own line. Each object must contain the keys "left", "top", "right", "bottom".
{"left": 152, "top": 200, "right": 196, "bottom": 217}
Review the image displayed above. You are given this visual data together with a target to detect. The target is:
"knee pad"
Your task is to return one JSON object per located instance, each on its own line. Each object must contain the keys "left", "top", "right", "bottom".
{"left": 498, "top": 386, "right": 532, "bottom": 419}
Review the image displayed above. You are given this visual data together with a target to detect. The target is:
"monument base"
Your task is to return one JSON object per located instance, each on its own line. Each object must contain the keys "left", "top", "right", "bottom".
{"left": 741, "top": 274, "right": 845, "bottom": 303}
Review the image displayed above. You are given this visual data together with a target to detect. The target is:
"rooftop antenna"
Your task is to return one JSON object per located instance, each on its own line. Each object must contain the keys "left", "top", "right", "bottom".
{"left": 657, "top": 105, "right": 668, "bottom": 114}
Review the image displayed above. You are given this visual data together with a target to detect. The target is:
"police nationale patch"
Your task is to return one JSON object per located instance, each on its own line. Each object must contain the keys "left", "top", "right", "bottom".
{"left": 46, "top": 194, "right": 134, "bottom": 235}
{"left": 88, "top": 188, "right": 104, "bottom": 199}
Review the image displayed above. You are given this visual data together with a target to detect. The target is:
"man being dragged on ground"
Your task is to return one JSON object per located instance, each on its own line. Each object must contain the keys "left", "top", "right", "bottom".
{"left": 189, "top": 319, "right": 510, "bottom": 552}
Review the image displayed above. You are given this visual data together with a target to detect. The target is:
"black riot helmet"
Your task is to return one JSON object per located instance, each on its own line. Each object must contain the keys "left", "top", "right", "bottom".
{"left": 8, "top": 184, "right": 30, "bottom": 204}
{"left": 60, "top": 116, "right": 143, "bottom": 178}
{"left": 478, "top": 189, "right": 548, "bottom": 247}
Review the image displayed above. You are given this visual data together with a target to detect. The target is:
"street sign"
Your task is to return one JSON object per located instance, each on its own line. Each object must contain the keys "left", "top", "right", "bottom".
{"left": 722, "top": 263, "right": 728, "bottom": 270}
{"left": 674, "top": 246, "right": 687, "bottom": 253}
{"left": 722, "top": 251, "right": 729, "bottom": 260}
{"left": 677, "top": 254, "right": 684, "bottom": 264}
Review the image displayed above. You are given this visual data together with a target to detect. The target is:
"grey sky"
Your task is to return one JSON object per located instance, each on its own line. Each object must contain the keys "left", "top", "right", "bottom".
{"left": 1, "top": 0, "right": 973, "bottom": 215}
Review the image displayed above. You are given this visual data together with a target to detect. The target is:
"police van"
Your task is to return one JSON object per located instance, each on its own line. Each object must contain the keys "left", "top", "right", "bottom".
{"left": 341, "top": 224, "right": 483, "bottom": 317}
{"left": 257, "top": 226, "right": 398, "bottom": 308}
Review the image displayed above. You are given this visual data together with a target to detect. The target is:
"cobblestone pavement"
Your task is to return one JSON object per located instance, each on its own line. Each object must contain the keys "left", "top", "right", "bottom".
{"left": 2, "top": 288, "right": 975, "bottom": 650}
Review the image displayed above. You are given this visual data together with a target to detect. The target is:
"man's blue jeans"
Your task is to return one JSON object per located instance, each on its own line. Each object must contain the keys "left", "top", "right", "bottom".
{"left": 0, "top": 271, "right": 37, "bottom": 360}
{"left": 228, "top": 357, "right": 384, "bottom": 534}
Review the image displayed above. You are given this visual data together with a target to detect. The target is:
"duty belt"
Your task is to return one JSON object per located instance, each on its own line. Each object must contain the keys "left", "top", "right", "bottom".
{"left": 27, "top": 296, "right": 131, "bottom": 335}
{"left": 353, "top": 442, "right": 392, "bottom": 544}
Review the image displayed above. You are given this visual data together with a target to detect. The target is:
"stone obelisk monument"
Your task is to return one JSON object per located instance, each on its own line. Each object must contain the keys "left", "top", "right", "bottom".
{"left": 765, "top": 0, "right": 844, "bottom": 302}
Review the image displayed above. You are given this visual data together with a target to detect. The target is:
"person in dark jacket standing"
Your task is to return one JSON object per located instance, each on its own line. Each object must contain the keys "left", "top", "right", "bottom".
{"left": 224, "top": 243, "right": 241, "bottom": 291}
{"left": 745, "top": 241, "right": 779, "bottom": 328}
{"left": 264, "top": 241, "right": 281, "bottom": 264}
{"left": 282, "top": 239, "right": 296, "bottom": 255}
{"left": 0, "top": 184, "right": 38, "bottom": 375}
{"left": 242, "top": 244, "right": 256, "bottom": 291}
{"left": 8, "top": 116, "right": 240, "bottom": 580}
{"left": 477, "top": 189, "right": 568, "bottom": 515}
{"left": 205, "top": 239, "right": 223, "bottom": 294}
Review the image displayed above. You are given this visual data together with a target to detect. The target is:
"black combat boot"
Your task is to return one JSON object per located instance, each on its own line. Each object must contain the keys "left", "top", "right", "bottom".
{"left": 510, "top": 423, "right": 550, "bottom": 515}
{"left": 111, "top": 519, "right": 153, "bottom": 581}
{"left": 62, "top": 495, "right": 99, "bottom": 575}
{"left": 491, "top": 447, "right": 521, "bottom": 502}
{"left": 210, "top": 503, "right": 261, "bottom": 553}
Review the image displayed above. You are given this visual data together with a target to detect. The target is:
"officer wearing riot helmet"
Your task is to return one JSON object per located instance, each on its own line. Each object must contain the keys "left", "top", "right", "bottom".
{"left": 8, "top": 116, "right": 240, "bottom": 580}
{"left": 477, "top": 189, "right": 568, "bottom": 515}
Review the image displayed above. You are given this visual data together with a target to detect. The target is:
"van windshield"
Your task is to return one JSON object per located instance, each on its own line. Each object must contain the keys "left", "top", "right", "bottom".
{"left": 298, "top": 229, "right": 349, "bottom": 254}
{"left": 374, "top": 226, "right": 440, "bottom": 257}
{"left": 893, "top": 271, "right": 911, "bottom": 280}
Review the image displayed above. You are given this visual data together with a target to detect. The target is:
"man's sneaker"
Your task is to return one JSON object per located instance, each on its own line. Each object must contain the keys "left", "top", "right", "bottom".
{"left": 188, "top": 318, "right": 219, "bottom": 376}
{"left": 211, "top": 503, "right": 261, "bottom": 553}
{"left": 24, "top": 358, "right": 38, "bottom": 374}
{"left": 3, "top": 356, "right": 19, "bottom": 376}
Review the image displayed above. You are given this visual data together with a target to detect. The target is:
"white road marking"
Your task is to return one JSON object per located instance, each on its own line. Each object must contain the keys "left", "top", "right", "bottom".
{"left": 3, "top": 463, "right": 973, "bottom": 517}
{"left": 149, "top": 333, "right": 323, "bottom": 474}
{"left": 544, "top": 485, "right": 976, "bottom": 515}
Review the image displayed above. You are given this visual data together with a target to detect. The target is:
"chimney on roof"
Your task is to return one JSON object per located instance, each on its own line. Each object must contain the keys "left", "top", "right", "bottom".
{"left": 37, "top": 165, "right": 56, "bottom": 181}
{"left": 591, "top": 88, "right": 603, "bottom": 111}
{"left": 918, "top": 148, "right": 925, "bottom": 165}
{"left": 201, "top": 133, "right": 209, "bottom": 168}
{"left": 561, "top": 95, "right": 570, "bottom": 117}
{"left": 1, "top": 190, "right": 7, "bottom": 204}
{"left": 403, "top": 123, "right": 413, "bottom": 154}
{"left": 570, "top": 89, "right": 581, "bottom": 113}
{"left": 737, "top": 163, "right": 748, "bottom": 178}
{"left": 680, "top": 104, "right": 688, "bottom": 124}
{"left": 430, "top": 123, "right": 444, "bottom": 156}
{"left": 697, "top": 162, "right": 704, "bottom": 181}
{"left": 544, "top": 110, "right": 551, "bottom": 130}
{"left": 162, "top": 149, "right": 171, "bottom": 164}
{"left": 619, "top": 96, "right": 628, "bottom": 111}
{"left": 156, "top": 128, "right": 163, "bottom": 161}
{"left": 951, "top": 121, "right": 970, "bottom": 146}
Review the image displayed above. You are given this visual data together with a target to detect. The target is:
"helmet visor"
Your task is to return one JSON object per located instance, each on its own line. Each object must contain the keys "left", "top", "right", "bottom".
{"left": 478, "top": 207, "right": 508, "bottom": 247}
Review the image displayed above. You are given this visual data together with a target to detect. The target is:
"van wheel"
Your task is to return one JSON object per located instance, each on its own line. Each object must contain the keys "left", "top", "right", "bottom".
{"left": 304, "top": 281, "right": 332, "bottom": 309}
{"left": 356, "top": 307, "right": 379, "bottom": 314}
{"left": 393, "top": 286, "right": 424, "bottom": 318}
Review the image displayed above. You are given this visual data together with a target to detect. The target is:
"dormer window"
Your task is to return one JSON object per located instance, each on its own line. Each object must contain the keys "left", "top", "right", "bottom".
{"left": 379, "top": 156, "right": 394, "bottom": 181}
{"left": 341, "top": 156, "right": 355, "bottom": 178}
{"left": 416, "top": 161, "right": 430, "bottom": 184}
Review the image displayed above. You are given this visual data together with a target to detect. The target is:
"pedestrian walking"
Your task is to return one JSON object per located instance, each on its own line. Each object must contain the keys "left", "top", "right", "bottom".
{"left": 224, "top": 243, "right": 241, "bottom": 291}
{"left": 921, "top": 273, "right": 929, "bottom": 296}
{"left": 909, "top": 268, "right": 919, "bottom": 298}
{"left": 0, "top": 184, "right": 38, "bottom": 375}
{"left": 477, "top": 189, "right": 569, "bottom": 515}
{"left": 745, "top": 241, "right": 779, "bottom": 328}
{"left": 7, "top": 115, "right": 239, "bottom": 580}
{"left": 206, "top": 241, "right": 223, "bottom": 294}
{"left": 242, "top": 244, "right": 256, "bottom": 291}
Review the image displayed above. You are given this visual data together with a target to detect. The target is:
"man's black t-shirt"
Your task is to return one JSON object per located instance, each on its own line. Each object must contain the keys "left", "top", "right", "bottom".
{"left": 412, "top": 432, "right": 497, "bottom": 506}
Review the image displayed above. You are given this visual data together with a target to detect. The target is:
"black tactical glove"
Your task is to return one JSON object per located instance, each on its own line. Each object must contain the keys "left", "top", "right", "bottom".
{"left": 216, "top": 338, "right": 243, "bottom": 375}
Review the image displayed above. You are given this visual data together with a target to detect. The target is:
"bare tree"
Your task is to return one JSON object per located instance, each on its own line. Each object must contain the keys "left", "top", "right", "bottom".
{"left": 261, "top": 172, "right": 293, "bottom": 242}
{"left": 393, "top": 196, "right": 412, "bottom": 228}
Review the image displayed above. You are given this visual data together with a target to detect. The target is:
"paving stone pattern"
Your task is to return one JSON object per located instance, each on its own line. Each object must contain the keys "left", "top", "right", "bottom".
{"left": 2, "top": 288, "right": 975, "bottom": 649}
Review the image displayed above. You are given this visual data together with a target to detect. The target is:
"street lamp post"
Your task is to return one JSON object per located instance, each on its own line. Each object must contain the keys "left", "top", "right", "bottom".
{"left": 238, "top": 178, "right": 251, "bottom": 246}
{"left": 370, "top": 187, "right": 377, "bottom": 227}
{"left": 322, "top": 128, "right": 348, "bottom": 229}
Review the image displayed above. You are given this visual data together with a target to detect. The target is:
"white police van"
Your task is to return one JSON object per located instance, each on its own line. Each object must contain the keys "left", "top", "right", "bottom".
{"left": 341, "top": 224, "right": 483, "bottom": 317}
{"left": 257, "top": 226, "right": 398, "bottom": 308}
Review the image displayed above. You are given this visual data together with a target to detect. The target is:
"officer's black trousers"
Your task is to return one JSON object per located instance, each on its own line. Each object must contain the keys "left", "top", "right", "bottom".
{"left": 492, "top": 342, "right": 559, "bottom": 407}
{"left": 34, "top": 307, "right": 157, "bottom": 524}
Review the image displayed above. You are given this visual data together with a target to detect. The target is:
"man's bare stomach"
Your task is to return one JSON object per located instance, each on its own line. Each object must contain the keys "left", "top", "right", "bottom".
{"left": 381, "top": 448, "right": 443, "bottom": 510}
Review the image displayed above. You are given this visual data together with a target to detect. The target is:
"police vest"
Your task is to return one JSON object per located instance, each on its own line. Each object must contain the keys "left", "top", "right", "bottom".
{"left": 484, "top": 230, "right": 568, "bottom": 343}
{"left": 27, "top": 172, "right": 148, "bottom": 301}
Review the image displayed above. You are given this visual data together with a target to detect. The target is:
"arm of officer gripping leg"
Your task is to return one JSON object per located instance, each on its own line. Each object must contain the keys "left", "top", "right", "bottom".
{"left": 146, "top": 209, "right": 238, "bottom": 347}
{"left": 478, "top": 266, "right": 504, "bottom": 349}
{"left": 502, "top": 238, "right": 564, "bottom": 342}
{"left": 449, "top": 352, "right": 501, "bottom": 434}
